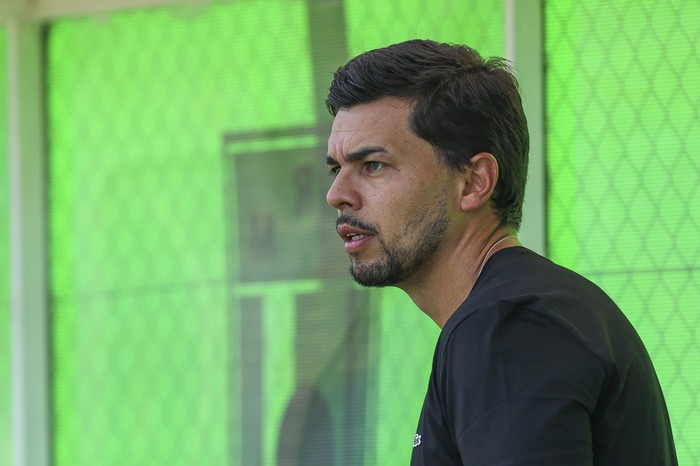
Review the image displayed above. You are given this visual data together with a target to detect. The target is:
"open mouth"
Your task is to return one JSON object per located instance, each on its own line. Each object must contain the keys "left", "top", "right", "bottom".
{"left": 336, "top": 224, "right": 375, "bottom": 253}
{"left": 344, "top": 232, "right": 371, "bottom": 242}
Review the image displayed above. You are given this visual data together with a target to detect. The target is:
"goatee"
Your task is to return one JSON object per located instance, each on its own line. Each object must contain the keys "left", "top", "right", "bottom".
{"left": 348, "top": 197, "right": 449, "bottom": 287}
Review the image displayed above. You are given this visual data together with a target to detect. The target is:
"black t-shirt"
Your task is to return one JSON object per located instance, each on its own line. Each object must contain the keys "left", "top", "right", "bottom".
{"left": 411, "top": 247, "right": 677, "bottom": 465}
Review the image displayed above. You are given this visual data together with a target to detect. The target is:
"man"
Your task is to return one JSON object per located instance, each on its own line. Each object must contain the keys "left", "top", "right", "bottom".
{"left": 324, "top": 40, "right": 677, "bottom": 465}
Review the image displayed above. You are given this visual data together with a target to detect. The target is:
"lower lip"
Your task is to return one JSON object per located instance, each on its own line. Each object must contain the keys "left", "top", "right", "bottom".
{"left": 344, "top": 236, "right": 374, "bottom": 254}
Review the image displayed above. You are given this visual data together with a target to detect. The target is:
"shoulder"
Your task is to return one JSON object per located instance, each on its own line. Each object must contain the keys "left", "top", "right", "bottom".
{"left": 434, "top": 248, "right": 626, "bottom": 395}
{"left": 426, "top": 248, "right": 675, "bottom": 464}
{"left": 440, "top": 247, "right": 641, "bottom": 365}
{"left": 437, "top": 297, "right": 607, "bottom": 402}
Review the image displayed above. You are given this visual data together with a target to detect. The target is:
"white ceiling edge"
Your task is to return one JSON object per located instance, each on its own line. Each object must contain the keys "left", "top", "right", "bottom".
{"left": 1, "top": 0, "right": 216, "bottom": 21}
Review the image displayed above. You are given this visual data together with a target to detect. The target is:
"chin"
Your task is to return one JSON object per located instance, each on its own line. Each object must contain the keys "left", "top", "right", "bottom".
{"left": 349, "top": 261, "right": 402, "bottom": 288}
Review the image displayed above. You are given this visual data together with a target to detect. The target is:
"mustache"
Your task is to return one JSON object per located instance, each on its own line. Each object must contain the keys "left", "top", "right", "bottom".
{"left": 336, "top": 214, "right": 378, "bottom": 235}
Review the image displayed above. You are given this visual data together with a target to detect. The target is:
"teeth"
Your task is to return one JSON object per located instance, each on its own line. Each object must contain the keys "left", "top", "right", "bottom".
{"left": 347, "top": 234, "right": 368, "bottom": 240}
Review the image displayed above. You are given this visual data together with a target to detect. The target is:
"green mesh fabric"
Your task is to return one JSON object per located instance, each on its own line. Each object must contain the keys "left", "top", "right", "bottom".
{"left": 48, "top": 3, "right": 313, "bottom": 464}
{"left": 546, "top": 1, "right": 700, "bottom": 464}
{"left": 344, "top": 0, "right": 503, "bottom": 55}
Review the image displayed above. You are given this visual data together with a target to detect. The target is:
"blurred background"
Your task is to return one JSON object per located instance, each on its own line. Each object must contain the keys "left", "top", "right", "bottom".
{"left": 1, "top": 0, "right": 698, "bottom": 465}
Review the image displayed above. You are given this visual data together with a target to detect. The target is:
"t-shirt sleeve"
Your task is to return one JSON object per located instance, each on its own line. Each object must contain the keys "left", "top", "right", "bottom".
{"left": 440, "top": 301, "right": 606, "bottom": 465}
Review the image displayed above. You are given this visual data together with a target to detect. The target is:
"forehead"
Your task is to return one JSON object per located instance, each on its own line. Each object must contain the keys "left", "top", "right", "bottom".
{"left": 327, "top": 97, "right": 415, "bottom": 157}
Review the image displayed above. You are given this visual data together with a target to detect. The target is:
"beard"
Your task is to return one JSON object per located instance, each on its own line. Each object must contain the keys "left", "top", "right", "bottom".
{"left": 344, "top": 196, "right": 450, "bottom": 287}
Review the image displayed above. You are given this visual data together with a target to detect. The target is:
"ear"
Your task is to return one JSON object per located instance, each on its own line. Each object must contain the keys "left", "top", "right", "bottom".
{"left": 458, "top": 152, "right": 498, "bottom": 212}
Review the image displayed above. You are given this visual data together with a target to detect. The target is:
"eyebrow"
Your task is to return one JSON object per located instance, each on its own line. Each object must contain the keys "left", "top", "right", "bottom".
{"left": 326, "top": 146, "right": 388, "bottom": 166}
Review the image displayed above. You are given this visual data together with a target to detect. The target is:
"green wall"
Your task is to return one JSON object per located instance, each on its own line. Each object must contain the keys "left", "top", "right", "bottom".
{"left": 546, "top": 1, "right": 700, "bottom": 464}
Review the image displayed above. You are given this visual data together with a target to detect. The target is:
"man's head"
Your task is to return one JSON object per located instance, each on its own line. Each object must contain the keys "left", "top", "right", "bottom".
{"left": 326, "top": 97, "right": 456, "bottom": 288}
{"left": 326, "top": 39, "right": 529, "bottom": 230}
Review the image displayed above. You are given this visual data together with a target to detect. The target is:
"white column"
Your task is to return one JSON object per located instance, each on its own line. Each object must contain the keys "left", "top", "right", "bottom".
{"left": 6, "top": 14, "right": 50, "bottom": 466}
{"left": 505, "top": 0, "right": 546, "bottom": 255}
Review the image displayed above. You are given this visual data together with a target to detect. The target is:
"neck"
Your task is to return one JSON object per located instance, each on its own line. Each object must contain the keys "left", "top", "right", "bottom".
{"left": 399, "top": 227, "right": 520, "bottom": 328}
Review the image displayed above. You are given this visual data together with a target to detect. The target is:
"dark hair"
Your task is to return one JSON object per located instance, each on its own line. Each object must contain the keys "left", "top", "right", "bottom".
{"left": 326, "top": 39, "right": 529, "bottom": 230}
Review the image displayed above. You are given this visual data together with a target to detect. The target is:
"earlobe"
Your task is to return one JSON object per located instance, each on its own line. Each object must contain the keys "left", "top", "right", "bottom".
{"left": 458, "top": 152, "right": 498, "bottom": 212}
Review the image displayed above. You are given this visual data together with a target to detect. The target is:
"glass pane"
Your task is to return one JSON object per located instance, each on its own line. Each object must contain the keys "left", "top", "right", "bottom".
{"left": 47, "top": 1, "right": 504, "bottom": 464}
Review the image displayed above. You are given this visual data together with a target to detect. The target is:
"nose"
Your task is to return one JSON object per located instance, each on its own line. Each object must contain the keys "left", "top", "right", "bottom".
{"left": 326, "top": 170, "right": 360, "bottom": 211}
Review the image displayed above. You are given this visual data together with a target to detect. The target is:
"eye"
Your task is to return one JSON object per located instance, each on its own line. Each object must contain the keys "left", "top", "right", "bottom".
{"left": 366, "top": 161, "right": 387, "bottom": 173}
{"left": 328, "top": 165, "right": 341, "bottom": 177}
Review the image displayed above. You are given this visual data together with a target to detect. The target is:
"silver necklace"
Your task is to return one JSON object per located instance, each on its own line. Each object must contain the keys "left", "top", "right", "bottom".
{"left": 476, "top": 235, "right": 515, "bottom": 280}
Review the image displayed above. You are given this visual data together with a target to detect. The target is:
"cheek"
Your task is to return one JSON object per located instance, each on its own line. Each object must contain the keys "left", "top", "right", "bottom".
{"left": 365, "top": 191, "right": 407, "bottom": 231}
{"left": 380, "top": 191, "right": 428, "bottom": 227}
